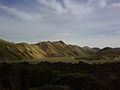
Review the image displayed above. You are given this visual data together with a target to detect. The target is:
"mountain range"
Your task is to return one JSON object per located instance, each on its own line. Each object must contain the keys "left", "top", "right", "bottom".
{"left": 0, "top": 39, "right": 120, "bottom": 61}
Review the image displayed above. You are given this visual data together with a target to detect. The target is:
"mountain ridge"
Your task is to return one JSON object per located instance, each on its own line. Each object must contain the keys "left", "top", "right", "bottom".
{"left": 0, "top": 39, "right": 95, "bottom": 60}
{"left": 0, "top": 39, "right": 120, "bottom": 61}
{"left": 89, "top": 47, "right": 120, "bottom": 60}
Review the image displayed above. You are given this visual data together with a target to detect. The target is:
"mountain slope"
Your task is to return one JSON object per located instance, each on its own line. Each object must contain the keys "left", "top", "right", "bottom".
{"left": 36, "top": 41, "right": 92, "bottom": 57}
{"left": 0, "top": 39, "right": 95, "bottom": 60}
{"left": 90, "top": 47, "right": 120, "bottom": 60}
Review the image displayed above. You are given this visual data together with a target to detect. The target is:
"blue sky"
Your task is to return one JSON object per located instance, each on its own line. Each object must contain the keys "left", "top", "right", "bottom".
{"left": 0, "top": 0, "right": 120, "bottom": 48}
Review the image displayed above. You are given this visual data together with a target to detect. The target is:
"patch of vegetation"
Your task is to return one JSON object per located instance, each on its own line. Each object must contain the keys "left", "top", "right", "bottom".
{"left": 0, "top": 62, "right": 120, "bottom": 90}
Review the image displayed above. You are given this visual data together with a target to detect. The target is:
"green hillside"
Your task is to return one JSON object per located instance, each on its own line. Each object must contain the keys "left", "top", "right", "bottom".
{"left": 90, "top": 47, "right": 120, "bottom": 60}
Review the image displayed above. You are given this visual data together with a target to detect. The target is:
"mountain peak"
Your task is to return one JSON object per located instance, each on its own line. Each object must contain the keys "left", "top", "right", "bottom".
{"left": 37, "top": 40, "right": 65, "bottom": 45}
{"left": 53, "top": 40, "right": 65, "bottom": 44}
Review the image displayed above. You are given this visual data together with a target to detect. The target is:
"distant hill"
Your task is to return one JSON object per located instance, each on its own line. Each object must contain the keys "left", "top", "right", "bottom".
{"left": 92, "top": 47, "right": 101, "bottom": 52}
{"left": 90, "top": 47, "right": 120, "bottom": 60}
{"left": 115, "top": 48, "right": 120, "bottom": 51}
{"left": 0, "top": 39, "right": 95, "bottom": 60}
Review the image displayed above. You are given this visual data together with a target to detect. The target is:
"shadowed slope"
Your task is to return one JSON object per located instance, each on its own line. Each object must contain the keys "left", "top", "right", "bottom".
{"left": 90, "top": 47, "right": 120, "bottom": 60}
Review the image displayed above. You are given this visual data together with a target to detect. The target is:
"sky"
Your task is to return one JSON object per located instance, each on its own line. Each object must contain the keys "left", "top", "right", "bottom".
{"left": 0, "top": 0, "right": 120, "bottom": 48}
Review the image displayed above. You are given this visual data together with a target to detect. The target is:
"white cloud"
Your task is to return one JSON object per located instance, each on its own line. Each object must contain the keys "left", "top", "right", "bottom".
{"left": 0, "top": 4, "right": 43, "bottom": 20}
{"left": 37, "top": 0, "right": 108, "bottom": 18}
{"left": 63, "top": 0, "right": 93, "bottom": 17}
{"left": 36, "top": 0, "right": 94, "bottom": 18}
{"left": 115, "top": 30, "right": 120, "bottom": 34}
{"left": 99, "top": 0, "right": 107, "bottom": 8}
{"left": 88, "top": 0, "right": 107, "bottom": 8}
{"left": 111, "top": 3, "right": 120, "bottom": 7}
{"left": 37, "top": 0, "right": 67, "bottom": 14}
{"left": 0, "top": 0, "right": 119, "bottom": 20}
{"left": 0, "top": 0, "right": 112, "bottom": 20}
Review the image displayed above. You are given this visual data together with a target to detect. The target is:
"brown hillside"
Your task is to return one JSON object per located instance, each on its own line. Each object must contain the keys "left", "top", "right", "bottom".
{"left": 0, "top": 39, "right": 95, "bottom": 60}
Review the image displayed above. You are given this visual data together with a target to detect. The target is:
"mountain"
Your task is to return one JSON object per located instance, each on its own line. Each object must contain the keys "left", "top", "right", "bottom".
{"left": 92, "top": 47, "right": 101, "bottom": 52}
{"left": 0, "top": 39, "right": 120, "bottom": 61}
{"left": 115, "top": 48, "right": 120, "bottom": 51}
{"left": 0, "top": 39, "right": 95, "bottom": 60}
{"left": 90, "top": 47, "right": 120, "bottom": 60}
